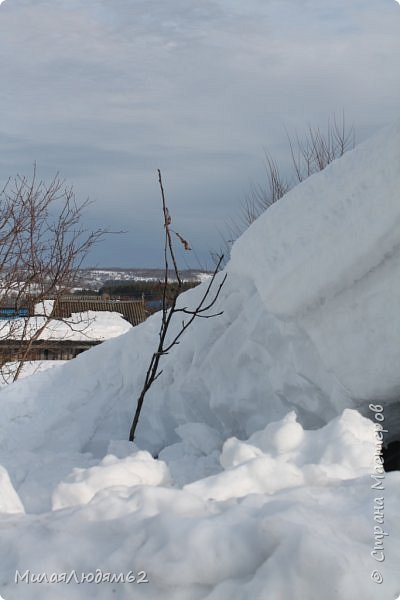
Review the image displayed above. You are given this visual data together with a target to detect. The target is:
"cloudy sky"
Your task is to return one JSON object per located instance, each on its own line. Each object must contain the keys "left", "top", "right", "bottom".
{"left": 0, "top": 0, "right": 399, "bottom": 267}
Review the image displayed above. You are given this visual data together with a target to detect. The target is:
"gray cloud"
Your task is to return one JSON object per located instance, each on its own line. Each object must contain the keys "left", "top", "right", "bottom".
{"left": 0, "top": 0, "right": 399, "bottom": 266}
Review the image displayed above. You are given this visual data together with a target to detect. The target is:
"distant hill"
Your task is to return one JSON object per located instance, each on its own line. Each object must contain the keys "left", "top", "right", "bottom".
{"left": 75, "top": 268, "right": 211, "bottom": 292}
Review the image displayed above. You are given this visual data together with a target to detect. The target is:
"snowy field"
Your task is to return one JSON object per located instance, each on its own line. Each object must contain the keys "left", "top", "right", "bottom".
{"left": 1, "top": 123, "right": 400, "bottom": 598}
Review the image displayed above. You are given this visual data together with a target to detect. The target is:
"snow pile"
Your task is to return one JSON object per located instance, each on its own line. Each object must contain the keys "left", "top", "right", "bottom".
{"left": 52, "top": 450, "right": 171, "bottom": 509}
{"left": 230, "top": 122, "right": 400, "bottom": 401}
{"left": 0, "top": 123, "right": 400, "bottom": 598}
{"left": 186, "top": 410, "right": 376, "bottom": 502}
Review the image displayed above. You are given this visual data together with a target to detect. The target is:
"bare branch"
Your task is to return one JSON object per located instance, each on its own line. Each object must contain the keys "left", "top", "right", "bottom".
{"left": 129, "top": 172, "right": 226, "bottom": 442}
{"left": 0, "top": 167, "right": 109, "bottom": 382}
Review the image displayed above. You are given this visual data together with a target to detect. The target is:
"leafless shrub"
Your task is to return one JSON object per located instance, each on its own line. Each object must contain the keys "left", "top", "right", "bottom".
{"left": 288, "top": 114, "right": 355, "bottom": 183}
{"left": 129, "top": 170, "right": 226, "bottom": 442}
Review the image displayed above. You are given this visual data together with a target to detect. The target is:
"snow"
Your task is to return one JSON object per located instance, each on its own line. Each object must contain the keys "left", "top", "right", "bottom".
{"left": 0, "top": 310, "right": 132, "bottom": 341}
{"left": 0, "top": 360, "right": 66, "bottom": 386}
{"left": 52, "top": 451, "right": 171, "bottom": 510}
{"left": 34, "top": 299, "right": 55, "bottom": 317}
{"left": 185, "top": 410, "right": 375, "bottom": 502}
{"left": 0, "top": 465, "right": 24, "bottom": 514}
{"left": 230, "top": 122, "right": 400, "bottom": 401}
{"left": 0, "top": 123, "right": 400, "bottom": 598}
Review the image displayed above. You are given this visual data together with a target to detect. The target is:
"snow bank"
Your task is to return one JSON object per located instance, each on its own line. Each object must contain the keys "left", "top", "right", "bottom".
{"left": 0, "top": 122, "right": 400, "bottom": 598}
{"left": 230, "top": 121, "right": 400, "bottom": 400}
{"left": 230, "top": 122, "right": 400, "bottom": 318}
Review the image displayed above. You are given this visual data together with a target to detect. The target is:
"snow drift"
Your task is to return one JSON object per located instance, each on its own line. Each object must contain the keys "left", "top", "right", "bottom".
{"left": 1, "top": 122, "right": 400, "bottom": 599}
{"left": 230, "top": 122, "right": 400, "bottom": 402}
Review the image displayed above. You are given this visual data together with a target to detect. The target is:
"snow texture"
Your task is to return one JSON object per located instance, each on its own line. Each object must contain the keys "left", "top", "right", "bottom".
{"left": 0, "top": 360, "right": 67, "bottom": 386}
{"left": 0, "top": 310, "right": 132, "bottom": 341}
{"left": 0, "top": 122, "right": 400, "bottom": 599}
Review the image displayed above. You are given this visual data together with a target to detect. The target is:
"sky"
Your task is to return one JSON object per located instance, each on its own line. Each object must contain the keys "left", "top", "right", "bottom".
{"left": 0, "top": 0, "right": 399, "bottom": 268}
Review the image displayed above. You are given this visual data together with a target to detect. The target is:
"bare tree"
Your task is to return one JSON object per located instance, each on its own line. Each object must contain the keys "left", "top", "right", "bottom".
{"left": 0, "top": 167, "right": 107, "bottom": 382}
{"left": 129, "top": 170, "right": 226, "bottom": 442}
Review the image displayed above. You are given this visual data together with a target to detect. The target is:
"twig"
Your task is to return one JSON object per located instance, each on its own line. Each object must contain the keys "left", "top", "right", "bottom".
{"left": 128, "top": 172, "right": 226, "bottom": 442}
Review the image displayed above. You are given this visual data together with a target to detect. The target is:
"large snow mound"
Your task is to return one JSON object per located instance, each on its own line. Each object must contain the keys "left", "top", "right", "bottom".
{"left": 230, "top": 121, "right": 400, "bottom": 401}
{"left": 1, "top": 122, "right": 400, "bottom": 598}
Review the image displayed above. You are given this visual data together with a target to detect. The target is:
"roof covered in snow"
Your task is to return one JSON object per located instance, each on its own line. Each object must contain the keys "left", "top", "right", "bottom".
{"left": 0, "top": 310, "right": 132, "bottom": 341}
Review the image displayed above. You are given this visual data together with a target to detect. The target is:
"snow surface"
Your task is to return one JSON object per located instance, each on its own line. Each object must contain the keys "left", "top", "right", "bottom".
{"left": 0, "top": 360, "right": 66, "bottom": 386}
{"left": 230, "top": 121, "right": 400, "bottom": 402}
{"left": 0, "top": 310, "right": 132, "bottom": 341}
{"left": 1, "top": 123, "right": 400, "bottom": 598}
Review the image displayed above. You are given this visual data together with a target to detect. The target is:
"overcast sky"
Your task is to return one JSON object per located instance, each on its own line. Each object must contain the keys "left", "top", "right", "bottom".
{"left": 0, "top": 0, "right": 399, "bottom": 268}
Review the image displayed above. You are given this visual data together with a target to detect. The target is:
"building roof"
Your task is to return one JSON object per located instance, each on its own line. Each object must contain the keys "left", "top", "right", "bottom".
{"left": 52, "top": 296, "right": 147, "bottom": 327}
{"left": 0, "top": 311, "right": 132, "bottom": 342}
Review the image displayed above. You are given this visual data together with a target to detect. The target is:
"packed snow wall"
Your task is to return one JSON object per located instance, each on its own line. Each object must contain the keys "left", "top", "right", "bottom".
{"left": 230, "top": 120, "right": 400, "bottom": 437}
